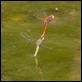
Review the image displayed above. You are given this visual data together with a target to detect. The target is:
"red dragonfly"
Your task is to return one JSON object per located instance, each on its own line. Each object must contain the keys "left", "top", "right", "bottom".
{"left": 34, "top": 15, "right": 54, "bottom": 57}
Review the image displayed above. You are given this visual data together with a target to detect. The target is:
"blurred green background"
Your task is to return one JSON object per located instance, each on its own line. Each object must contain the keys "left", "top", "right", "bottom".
{"left": 1, "top": 1, "right": 81, "bottom": 81}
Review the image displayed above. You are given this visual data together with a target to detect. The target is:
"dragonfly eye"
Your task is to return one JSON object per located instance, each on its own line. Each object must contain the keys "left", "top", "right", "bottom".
{"left": 42, "top": 37, "right": 44, "bottom": 40}
{"left": 51, "top": 15, "right": 54, "bottom": 19}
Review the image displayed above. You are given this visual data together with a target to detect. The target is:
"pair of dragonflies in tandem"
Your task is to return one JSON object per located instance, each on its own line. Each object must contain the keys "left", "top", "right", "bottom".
{"left": 20, "top": 11, "right": 66, "bottom": 57}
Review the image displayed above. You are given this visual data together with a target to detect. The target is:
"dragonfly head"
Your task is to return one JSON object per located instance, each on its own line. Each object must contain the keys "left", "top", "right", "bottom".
{"left": 50, "top": 15, "right": 55, "bottom": 19}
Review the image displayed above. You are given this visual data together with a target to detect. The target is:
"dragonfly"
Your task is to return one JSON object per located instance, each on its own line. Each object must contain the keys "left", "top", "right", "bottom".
{"left": 20, "top": 8, "right": 66, "bottom": 57}
{"left": 33, "top": 15, "right": 54, "bottom": 57}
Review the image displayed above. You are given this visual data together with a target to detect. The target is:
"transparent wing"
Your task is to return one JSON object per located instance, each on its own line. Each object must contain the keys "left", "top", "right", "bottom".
{"left": 20, "top": 31, "right": 53, "bottom": 50}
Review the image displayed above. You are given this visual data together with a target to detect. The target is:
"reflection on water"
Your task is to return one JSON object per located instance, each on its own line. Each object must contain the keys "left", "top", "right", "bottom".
{"left": 34, "top": 57, "right": 44, "bottom": 81}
